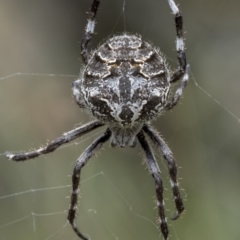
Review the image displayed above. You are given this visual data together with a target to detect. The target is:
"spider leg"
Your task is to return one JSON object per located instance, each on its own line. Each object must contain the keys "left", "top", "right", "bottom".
{"left": 167, "top": 0, "right": 187, "bottom": 83}
{"left": 68, "top": 128, "right": 111, "bottom": 240}
{"left": 164, "top": 0, "right": 189, "bottom": 110}
{"left": 143, "top": 124, "right": 184, "bottom": 220}
{"left": 81, "top": 0, "right": 100, "bottom": 64}
{"left": 5, "top": 120, "right": 104, "bottom": 161}
{"left": 137, "top": 130, "right": 169, "bottom": 240}
{"left": 165, "top": 64, "right": 189, "bottom": 110}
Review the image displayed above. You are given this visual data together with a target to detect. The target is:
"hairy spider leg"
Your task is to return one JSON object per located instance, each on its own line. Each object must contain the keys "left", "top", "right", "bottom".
{"left": 143, "top": 124, "right": 184, "bottom": 220}
{"left": 5, "top": 120, "right": 104, "bottom": 161}
{"left": 68, "top": 128, "right": 111, "bottom": 240}
{"left": 137, "top": 131, "right": 169, "bottom": 240}
{"left": 168, "top": 0, "right": 187, "bottom": 83}
{"left": 81, "top": 0, "right": 100, "bottom": 64}
{"left": 165, "top": 0, "right": 189, "bottom": 110}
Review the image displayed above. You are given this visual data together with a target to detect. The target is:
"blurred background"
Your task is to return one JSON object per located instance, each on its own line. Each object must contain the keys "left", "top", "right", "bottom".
{"left": 0, "top": 0, "right": 240, "bottom": 239}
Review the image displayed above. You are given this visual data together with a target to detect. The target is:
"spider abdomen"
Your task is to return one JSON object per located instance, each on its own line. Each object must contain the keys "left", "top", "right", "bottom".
{"left": 72, "top": 34, "right": 171, "bottom": 146}
{"left": 73, "top": 34, "right": 170, "bottom": 126}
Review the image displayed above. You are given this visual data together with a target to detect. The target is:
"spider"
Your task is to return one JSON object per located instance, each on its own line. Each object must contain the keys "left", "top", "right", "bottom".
{"left": 5, "top": 0, "right": 189, "bottom": 239}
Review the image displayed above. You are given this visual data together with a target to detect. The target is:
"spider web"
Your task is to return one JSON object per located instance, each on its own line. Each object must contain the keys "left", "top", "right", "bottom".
{"left": 1, "top": 0, "right": 240, "bottom": 239}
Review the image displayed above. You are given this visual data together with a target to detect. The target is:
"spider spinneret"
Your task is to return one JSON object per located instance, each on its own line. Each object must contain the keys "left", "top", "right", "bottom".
{"left": 5, "top": 0, "right": 189, "bottom": 239}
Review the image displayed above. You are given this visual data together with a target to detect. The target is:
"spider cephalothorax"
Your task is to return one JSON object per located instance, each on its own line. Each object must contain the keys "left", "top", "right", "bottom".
{"left": 73, "top": 34, "right": 170, "bottom": 147}
{"left": 6, "top": 0, "right": 189, "bottom": 239}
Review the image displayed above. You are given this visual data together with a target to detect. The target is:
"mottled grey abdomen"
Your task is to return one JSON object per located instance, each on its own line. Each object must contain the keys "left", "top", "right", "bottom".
{"left": 72, "top": 34, "right": 171, "bottom": 146}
